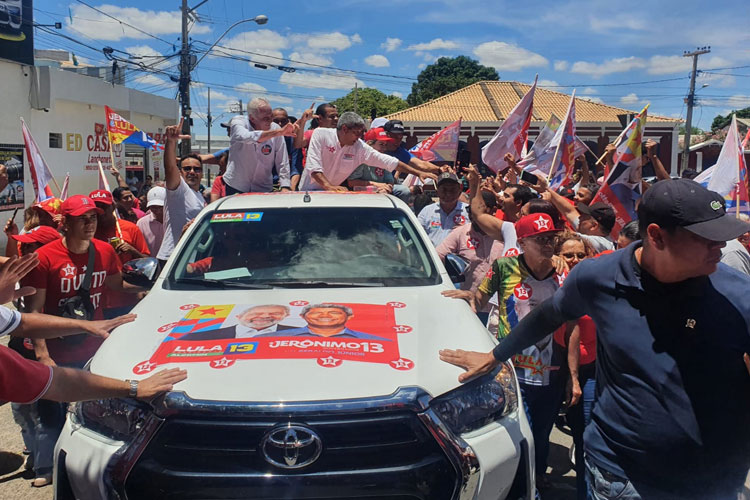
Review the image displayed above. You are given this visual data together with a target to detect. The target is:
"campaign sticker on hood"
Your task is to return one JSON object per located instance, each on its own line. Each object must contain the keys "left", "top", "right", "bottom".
{"left": 133, "top": 301, "right": 414, "bottom": 374}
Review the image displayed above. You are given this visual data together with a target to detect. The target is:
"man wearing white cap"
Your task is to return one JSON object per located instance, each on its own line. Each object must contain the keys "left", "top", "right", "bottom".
{"left": 137, "top": 187, "right": 165, "bottom": 257}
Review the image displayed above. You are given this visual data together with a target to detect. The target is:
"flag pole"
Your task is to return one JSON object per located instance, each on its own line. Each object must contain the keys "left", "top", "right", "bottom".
{"left": 98, "top": 160, "right": 123, "bottom": 239}
{"left": 453, "top": 117, "right": 462, "bottom": 171}
{"left": 547, "top": 90, "right": 575, "bottom": 183}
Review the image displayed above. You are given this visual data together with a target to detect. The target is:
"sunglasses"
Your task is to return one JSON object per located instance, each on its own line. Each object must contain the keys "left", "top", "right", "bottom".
{"left": 562, "top": 252, "right": 587, "bottom": 259}
{"left": 531, "top": 235, "right": 556, "bottom": 246}
{"left": 182, "top": 166, "right": 203, "bottom": 173}
{"left": 273, "top": 118, "right": 289, "bottom": 125}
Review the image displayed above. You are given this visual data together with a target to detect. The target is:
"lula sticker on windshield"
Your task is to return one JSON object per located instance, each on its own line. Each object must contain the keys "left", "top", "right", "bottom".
{"left": 134, "top": 301, "right": 414, "bottom": 373}
{"left": 211, "top": 212, "right": 264, "bottom": 223}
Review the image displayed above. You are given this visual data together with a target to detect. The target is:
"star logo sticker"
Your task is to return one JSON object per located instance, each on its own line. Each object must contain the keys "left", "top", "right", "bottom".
{"left": 327, "top": 146, "right": 336, "bottom": 153}
{"left": 318, "top": 356, "right": 342, "bottom": 367}
{"left": 180, "top": 304, "right": 200, "bottom": 311}
{"left": 211, "top": 357, "right": 235, "bottom": 369}
{"left": 505, "top": 248, "right": 520, "bottom": 257}
{"left": 514, "top": 283, "right": 532, "bottom": 300}
{"left": 289, "top": 300, "right": 309, "bottom": 306}
{"left": 134, "top": 361, "right": 157, "bottom": 373}
{"left": 532, "top": 215, "right": 550, "bottom": 231}
{"left": 61, "top": 263, "right": 76, "bottom": 277}
{"left": 467, "top": 237, "right": 480, "bottom": 250}
{"left": 387, "top": 302, "right": 406, "bottom": 308}
{"left": 390, "top": 358, "right": 413, "bottom": 370}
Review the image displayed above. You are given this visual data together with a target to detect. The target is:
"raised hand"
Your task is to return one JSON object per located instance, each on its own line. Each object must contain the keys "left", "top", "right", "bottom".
{"left": 165, "top": 118, "right": 191, "bottom": 143}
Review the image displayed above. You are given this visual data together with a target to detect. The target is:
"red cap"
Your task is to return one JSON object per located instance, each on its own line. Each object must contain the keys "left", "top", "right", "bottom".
{"left": 514, "top": 213, "right": 560, "bottom": 239}
{"left": 62, "top": 195, "right": 104, "bottom": 217}
{"left": 32, "top": 197, "right": 62, "bottom": 217}
{"left": 12, "top": 225, "right": 61, "bottom": 245}
{"left": 364, "top": 127, "right": 398, "bottom": 144}
{"left": 89, "top": 189, "right": 114, "bottom": 205}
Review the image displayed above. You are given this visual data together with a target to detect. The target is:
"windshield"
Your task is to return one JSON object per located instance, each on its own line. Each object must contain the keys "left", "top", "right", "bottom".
{"left": 168, "top": 207, "right": 439, "bottom": 288}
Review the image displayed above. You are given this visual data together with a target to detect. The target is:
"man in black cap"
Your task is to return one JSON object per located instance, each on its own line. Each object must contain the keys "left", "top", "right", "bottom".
{"left": 440, "top": 179, "right": 750, "bottom": 500}
{"left": 380, "top": 120, "right": 441, "bottom": 175}
{"left": 417, "top": 172, "right": 469, "bottom": 246}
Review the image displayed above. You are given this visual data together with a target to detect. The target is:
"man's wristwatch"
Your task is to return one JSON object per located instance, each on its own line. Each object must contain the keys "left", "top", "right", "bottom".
{"left": 126, "top": 379, "right": 139, "bottom": 398}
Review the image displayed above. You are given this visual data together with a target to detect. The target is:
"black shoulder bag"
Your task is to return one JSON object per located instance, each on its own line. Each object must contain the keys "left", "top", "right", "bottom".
{"left": 59, "top": 243, "right": 96, "bottom": 343}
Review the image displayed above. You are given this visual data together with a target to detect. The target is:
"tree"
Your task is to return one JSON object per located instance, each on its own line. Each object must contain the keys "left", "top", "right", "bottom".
{"left": 711, "top": 107, "right": 750, "bottom": 132}
{"left": 407, "top": 56, "right": 499, "bottom": 106}
{"left": 330, "top": 87, "right": 408, "bottom": 118}
{"left": 679, "top": 125, "right": 703, "bottom": 135}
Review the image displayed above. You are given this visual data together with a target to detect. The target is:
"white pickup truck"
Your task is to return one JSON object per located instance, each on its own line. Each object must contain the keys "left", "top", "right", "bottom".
{"left": 54, "top": 192, "right": 534, "bottom": 500}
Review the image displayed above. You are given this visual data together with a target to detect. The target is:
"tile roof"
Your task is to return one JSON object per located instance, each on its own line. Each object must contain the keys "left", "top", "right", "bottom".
{"left": 384, "top": 81, "right": 680, "bottom": 124}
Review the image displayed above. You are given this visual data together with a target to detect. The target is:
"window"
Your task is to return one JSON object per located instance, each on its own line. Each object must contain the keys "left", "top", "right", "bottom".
{"left": 169, "top": 207, "right": 438, "bottom": 289}
{"left": 49, "top": 133, "right": 62, "bottom": 149}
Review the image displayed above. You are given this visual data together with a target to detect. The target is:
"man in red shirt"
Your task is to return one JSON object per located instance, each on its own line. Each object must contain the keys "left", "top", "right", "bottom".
{"left": 90, "top": 189, "right": 150, "bottom": 318}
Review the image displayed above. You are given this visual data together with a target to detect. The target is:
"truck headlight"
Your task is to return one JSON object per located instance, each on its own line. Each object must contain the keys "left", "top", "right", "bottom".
{"left": 430, "top": 362, "right": 518, "bottom": 434}
{"left": 72, "top": 398, "right": 152, "bottom": 442}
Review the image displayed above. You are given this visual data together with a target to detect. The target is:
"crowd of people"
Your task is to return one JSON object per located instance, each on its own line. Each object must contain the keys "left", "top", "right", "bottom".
{"left": 1, "top": 94, "right": 749, "bottom": 499}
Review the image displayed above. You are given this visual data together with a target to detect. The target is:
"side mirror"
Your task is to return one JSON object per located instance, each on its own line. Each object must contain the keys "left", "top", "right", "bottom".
{"left": 444, "top": 254, "right": 469, "bottom": 283}
{"left": 122, "top": 257, "right": 159, "bottom": 288}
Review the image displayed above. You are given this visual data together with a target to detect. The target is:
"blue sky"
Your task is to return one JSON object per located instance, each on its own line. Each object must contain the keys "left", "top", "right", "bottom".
{"left": 33, "top": 0, "right": 750, "bottom": 134}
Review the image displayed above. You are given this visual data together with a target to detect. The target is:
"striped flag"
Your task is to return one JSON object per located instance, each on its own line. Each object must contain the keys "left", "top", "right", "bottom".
{"left": 20, "top": 118, "right": 55, "bottom": 202}
{"left": 409, "top": 119, "right": 462, "bottom": 162}
{"left": 482, "top": 76, "right": 537, "bottom": 173}
{"left": 590, "top": 105, "right": 648, "bottom": 236}
{"left": 546, "top": 90, "right": 577, "bottom": 190}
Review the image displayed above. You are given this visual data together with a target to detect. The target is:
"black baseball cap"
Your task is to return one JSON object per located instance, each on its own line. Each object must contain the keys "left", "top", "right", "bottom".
{"left": 577, "top": 202, "right": 616, "bottom": 233}
{"left": 383, "top": 120, "right": 405, "bottom": 134}
{"left": 638, "top": 179, "right": 750, "bottom": 241}
{"left": 436, "top": 172, "right": 460, "bottom": 187}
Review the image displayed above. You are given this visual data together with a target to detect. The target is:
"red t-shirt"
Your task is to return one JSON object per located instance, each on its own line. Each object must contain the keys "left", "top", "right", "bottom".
{"left": 211, "top": 175, "right": 226, "bottom": 199}
{"left": 26, "top": 239, "right": 120, "bottom": 364}
{"left": 95, "top": 219, "right": 150, "bottom": 310}
{"left": 0, "top": 345, "right": 52, "bottom": 404}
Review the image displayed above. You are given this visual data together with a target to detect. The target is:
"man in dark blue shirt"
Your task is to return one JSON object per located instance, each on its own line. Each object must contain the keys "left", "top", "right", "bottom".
{"left": 440, "top": 179, "right": 750, "bottom": 499}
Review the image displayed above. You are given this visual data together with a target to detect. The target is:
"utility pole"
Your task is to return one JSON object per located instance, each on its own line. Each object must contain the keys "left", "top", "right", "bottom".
{"left": 681, "top": 46, "right": 710, "bottom": 171}
{"left": 354, "top": 82, "right": 358, "bottom": 115}
{"left": 207, "top": 87, "right": 212, "bottom": 154}
{"left": 178, "top": 0, "right": 192, "bottom": 156}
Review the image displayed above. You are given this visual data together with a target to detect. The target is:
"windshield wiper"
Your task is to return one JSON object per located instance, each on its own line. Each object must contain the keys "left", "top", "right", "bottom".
{"left": 263, "top": 280, "right": 384, "bottom": 288}
{"left": 173, "top": 278, "right": 272, "bottom": 289}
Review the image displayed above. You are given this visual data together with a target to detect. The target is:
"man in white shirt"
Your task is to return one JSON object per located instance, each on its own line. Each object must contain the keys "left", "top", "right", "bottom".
{"left": 137, "top": 186, "right": 165, "bottom": 257}
{"left": 223, "top": 98, "right": 297, "bottom": 194}
{"left": 299, "top": 112, "right": 438, "bottom": 191}
{"left": 417, "top": 172, "right": 470, "bottom": 246}
{"left": 157, "top": 119, "right": 207, "bottom": 262}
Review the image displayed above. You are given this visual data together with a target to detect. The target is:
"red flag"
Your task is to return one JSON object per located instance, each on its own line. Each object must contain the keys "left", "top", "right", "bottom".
{"left": 409, "top": 119, "right": 462, "bottom": 162}
{"left": 481, "top": 76, "right": 537, "bottom": 173}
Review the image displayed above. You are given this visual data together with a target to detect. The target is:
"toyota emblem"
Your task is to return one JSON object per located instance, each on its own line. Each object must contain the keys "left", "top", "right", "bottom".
{"left": 261, "top": 424, "right": 322, "bottom": 469}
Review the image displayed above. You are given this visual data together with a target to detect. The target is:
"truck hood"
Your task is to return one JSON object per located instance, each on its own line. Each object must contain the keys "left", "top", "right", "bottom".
{"left": 90, "top": 284, "right": 497, "bottom": 403}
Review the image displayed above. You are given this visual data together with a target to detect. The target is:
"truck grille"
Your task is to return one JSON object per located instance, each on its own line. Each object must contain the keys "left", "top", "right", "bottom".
{"left": 125, "top": 410, "right": 457, "bottom": 499}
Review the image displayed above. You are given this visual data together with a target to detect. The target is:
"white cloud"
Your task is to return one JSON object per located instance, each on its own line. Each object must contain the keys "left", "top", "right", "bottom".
{"left": 381, "top": 37, "right": 402, "bottom": 52}
{"left": 537, "top": 79, "right": 559, "bottom": 90}
{"left": 701, "top": 94, "right": 750, "bottom": 109}
{"left": 68, "top": 4, "right": 210, "bottom": 41}
{"left": 589, "top": 14, "right": 646, "bottom": 33}
{"left": 647, "top": 55, "right": 732, "bottom": 75}
{"left": 217, "top": 29, "right": 288, "bottom": 66}
{"left": 697, "top": 71, "right": 736, "bottom": 88}
{"left": 570, "top": 56, "right": 646, "bottom": 77}
{"left": 581, "top": 87, "right": 598, "bottom": 95}
{"left": 280, "top": 71, "right": 364, "bottom": 90}
{"left": 473, "top": 41, "right": 548, "bottom": 71}
{"left": 288, "top": 51, "right": 334, "bottom": 68}
{"left": 133, "top": 73, "right": 167, "bottom": 88}
{"left": 417, "top": 63, "right": 427, "bottom": 69}
{"left": 406, "top": 38, "right": 460, "bottom": 51}
{"left": 200, "top": 89, "right": 236, "bottom": 104}
{"left": 233, "top": 82, "right": 293, "bottom": 105}
{"left": 364, "top": 54, "right": 390, "bottom": 67}
{"left": 620, "top": 93, "right": 640, "bottom": 105}
{"left": 554, "top": 60, "right": 569, "bottom": 71}
{"left": 391, "top": 91, "right": 403, "bottom": 98}
{"left": 292, "top": 32, "right": 362, "bottom": 53}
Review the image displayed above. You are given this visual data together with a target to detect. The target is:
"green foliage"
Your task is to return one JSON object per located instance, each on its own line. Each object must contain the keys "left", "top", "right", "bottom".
{"left": 406, "top": 56, "right": 499, "bottom": 106}
{"left": 679, "top": 125, "right": 703, "bottom": 135}
{"left": 711, "top": 107, "right": 750, "bottom": 131}
{"left": 331, "top": 87, "right": 409, "bottom": 118}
